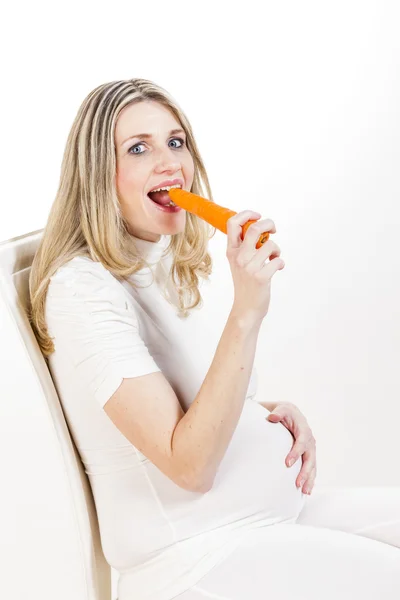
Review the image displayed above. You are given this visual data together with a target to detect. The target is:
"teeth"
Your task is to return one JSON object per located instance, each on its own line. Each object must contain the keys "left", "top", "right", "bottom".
{"left": 149, "top": 183, "right": 182, "bottom": 193}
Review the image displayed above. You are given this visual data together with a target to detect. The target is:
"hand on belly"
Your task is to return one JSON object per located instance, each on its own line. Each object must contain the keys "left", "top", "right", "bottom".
{"left": 210, "top": 401, "right": 306, "bottom": 522}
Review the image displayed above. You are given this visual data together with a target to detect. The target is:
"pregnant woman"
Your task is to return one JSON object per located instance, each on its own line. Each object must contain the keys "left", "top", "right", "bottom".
{"left": 29, "top": 78, "right": 400, "bottom": 599}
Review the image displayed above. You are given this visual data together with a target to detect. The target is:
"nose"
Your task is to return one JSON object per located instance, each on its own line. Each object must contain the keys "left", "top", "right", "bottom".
{"left": 154, "top": 146, "right": 181, "bottom": 174}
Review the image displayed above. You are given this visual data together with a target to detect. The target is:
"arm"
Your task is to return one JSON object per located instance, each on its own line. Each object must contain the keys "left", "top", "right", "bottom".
{"left": 104, "top": 308, "right": 262, "bottom": 493}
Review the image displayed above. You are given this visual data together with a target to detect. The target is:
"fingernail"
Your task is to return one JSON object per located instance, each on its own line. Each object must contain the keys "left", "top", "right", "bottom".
{"left": 288, "top": 457, "right": 295, "bottom": 467}
{"left": 298, "top": 479, "right": 304, "bottom": 488}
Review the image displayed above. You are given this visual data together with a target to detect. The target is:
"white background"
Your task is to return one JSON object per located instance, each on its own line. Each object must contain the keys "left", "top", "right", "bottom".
{"left": 1, "top": 1, "right": 399, "bottom": 598}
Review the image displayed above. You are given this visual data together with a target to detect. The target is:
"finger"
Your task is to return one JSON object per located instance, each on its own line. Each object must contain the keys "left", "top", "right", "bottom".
{"left": 286, "top": 433, "right": 310, "bottom": 467}
{"left": 226, "top": 211, "right": 262, "bottom": 250}
{"left": 297, "top": 461, "right": 316, "bottom": 491}
{"left": 248, "top": 238, "right": 281, "bottom": 271}
{"left": 241, "top": 218, "right": 276, "bottom": 248}
{"left": 295, "top": 451, "right": 316, "bottom": 488}
{"left": 303, "top": 466, "right": 317, "bottom": 495}
{"left": 240, "top": 222, "right": 279, "bottom": 265}
{"left": 269, "top": 406, "right": 297, "bottom": 430}
{"left": 267, "top": 412, "right": 284, "bottom": 422}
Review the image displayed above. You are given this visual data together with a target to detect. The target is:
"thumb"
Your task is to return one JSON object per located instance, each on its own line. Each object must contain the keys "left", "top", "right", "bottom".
{"left": 267, "top": 411, "right": 283, "bottom": 422}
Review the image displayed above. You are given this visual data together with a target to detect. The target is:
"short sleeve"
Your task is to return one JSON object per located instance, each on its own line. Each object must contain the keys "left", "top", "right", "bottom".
{"left": 45, "top": 257, "right": 161, "bottom": 408}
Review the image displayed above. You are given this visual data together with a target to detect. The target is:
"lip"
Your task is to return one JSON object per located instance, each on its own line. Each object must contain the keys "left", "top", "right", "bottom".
{"left": 147, "top": 178, "right": 184, "bottom": 193}
{"left": 147, "top": 198, "right": 183, "bottom": 214}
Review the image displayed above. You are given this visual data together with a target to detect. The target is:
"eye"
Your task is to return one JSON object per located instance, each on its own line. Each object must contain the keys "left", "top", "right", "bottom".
{"left": 128, "top": 137, "right": 186, "bottom": 156}
{"left": 129, "top": 143, "right": 146, "bottom": 155}
{"left": 169, "top": 137, "right": 185, "bottom": 149}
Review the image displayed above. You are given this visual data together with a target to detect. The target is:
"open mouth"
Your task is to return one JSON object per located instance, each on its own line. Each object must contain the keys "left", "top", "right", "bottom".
{"left": 147, "top": 190, "right": 176, "bottom": 206}
{"left": 146, "top": 184, "right": 183, "bottom": 212}
{"left": 147, "top": 189, "right": 182, "bottom": 213}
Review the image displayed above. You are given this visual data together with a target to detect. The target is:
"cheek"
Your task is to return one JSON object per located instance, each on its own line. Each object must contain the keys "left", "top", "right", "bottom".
{"left": 116, "top": 166, "right": 143, "bottom": 199}
{"left": 117, "top": 166, "right": 132, "bottom": 188}
{"left": 184, "top": 155, "right": 195, "bottom": 182}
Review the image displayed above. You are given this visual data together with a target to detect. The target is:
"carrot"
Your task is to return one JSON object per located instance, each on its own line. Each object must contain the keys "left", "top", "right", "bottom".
{"left": 168, "top": 188, "right": 270, "bottom": 249}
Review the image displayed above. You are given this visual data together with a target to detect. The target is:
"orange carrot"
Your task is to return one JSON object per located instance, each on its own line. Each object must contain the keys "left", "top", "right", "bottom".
{"left": 168, "top": 189, "right": 270, "bottom": 249}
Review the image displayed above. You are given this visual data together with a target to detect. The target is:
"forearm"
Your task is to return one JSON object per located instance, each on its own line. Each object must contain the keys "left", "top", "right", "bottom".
{"left": 172, "top": 309, "right": 262, "bottom": 491}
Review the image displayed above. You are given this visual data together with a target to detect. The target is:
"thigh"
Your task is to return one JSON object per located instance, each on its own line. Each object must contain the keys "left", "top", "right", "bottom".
{"left": 176, "top": 524, "right": 400, "bottom": 600}
{"left": 296, "top": 485, "right": 400, "bottom": 548}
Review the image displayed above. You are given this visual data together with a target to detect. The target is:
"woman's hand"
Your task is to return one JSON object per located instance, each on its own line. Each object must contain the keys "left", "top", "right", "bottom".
{"left": 267, "top": 402, "right": 317, "bottom": 495}
{"left": 226, "top": 212, "right": 284, "bottom": 323}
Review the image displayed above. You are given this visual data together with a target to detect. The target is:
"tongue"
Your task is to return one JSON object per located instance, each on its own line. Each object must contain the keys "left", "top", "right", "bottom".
{"left": 148, "top": 190, "right": 171, "bottom": 206}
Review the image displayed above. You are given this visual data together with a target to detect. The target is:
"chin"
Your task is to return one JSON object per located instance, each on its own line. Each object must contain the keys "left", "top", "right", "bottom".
{"left": 136, "top": 215, "right": 186, "bottom": 241}
{"left": 162, "top": 220, "right": 187, "bottom": 236}
{"left": 159, "top": 212, "right": 187, "bottom": 235}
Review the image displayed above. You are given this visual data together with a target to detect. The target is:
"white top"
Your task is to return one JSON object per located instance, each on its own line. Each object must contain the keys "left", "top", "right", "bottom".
{"left": 45, "top": 234, "right": 306, "bottom": 600}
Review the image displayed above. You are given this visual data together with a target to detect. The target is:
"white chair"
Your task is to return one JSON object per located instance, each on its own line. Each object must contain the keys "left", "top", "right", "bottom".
{"left": 0, "top": 229, "right": 112, "bottom": 600}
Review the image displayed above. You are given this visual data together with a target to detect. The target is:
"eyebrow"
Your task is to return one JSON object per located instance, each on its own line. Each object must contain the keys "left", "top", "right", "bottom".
{"left": 121, "top": 128, "right": 186, "bottom": 147}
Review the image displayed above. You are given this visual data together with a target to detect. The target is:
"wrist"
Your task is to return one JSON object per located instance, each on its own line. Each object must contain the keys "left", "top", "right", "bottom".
{"left": 229, "top": 307, "right": 263, "bottom": 331}
{"left": 259, "top": 400, "right": 279, "bottom": 412}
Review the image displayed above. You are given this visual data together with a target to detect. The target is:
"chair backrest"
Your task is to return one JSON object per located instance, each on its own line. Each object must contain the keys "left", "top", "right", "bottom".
{"left": 0, "top": 229, "right": 111, "bottom": 600}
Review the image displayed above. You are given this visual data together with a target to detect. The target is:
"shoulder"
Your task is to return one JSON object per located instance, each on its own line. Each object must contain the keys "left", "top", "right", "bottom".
{"left": 50, "top": 256, "right": 113, "bottom": 284}
{"left": 47, "top": 256, "right": 128, "bottom": 311}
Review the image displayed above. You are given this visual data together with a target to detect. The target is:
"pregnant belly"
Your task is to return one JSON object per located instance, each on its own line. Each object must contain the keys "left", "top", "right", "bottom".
{"left": 97, "top": 400, "right": 306, "bottom": 569}
{"left": 156, "top": 399, "right": 306, "bottom": 540}
{"left": 209, "top": 399, "right": 305, "bottom": 522}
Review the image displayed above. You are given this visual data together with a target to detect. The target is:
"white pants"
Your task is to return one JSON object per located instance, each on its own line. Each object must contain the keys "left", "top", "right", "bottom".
{"left": 175, "top": 486, "right": 400, "bottom": 599}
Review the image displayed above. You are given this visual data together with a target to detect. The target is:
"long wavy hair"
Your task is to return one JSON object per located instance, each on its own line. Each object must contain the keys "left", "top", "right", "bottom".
{"left": 29, "top": 78, "right": 216, "bottom": 358}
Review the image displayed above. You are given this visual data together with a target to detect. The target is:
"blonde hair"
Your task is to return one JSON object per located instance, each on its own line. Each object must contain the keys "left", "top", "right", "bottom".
{"left": 29, "top": 78, "right": 216, "bottom": 358}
